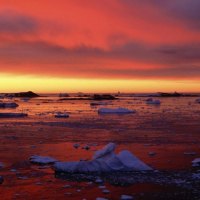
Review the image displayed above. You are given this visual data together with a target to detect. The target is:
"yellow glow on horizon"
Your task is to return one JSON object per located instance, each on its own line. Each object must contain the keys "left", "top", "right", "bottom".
{"left": 0, "top": 73, "right": 199, "bottom": 93}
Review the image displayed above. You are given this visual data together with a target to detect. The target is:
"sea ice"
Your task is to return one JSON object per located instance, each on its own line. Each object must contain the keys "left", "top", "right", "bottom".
{"left": 30, "top": 155, "right": 58, "bottom": 165}
{"left": 0, "top": 102, "right": 19, "bottom": 108}
{"left": 195, "top": 98, "right": 200, "bottom": 103}
{"left": 0, "top": 113, "right": 28, "bottom": 118}
{"left": 55, "top": 113, "right": 69, "bottom": 118}
{"left": 54, "top": 143, "right": 152, "bottom": 173}
{"left": 121, "top": 195, "right": 134, "bottom": 200}
{"left": 146, "top": 98, "right": 161, "bottom": 105}
{"left": 192, "top": 158, "right": 200, "bottom": 167}
{"left": 98, "top": 108, "right": 136, "bottom": 114}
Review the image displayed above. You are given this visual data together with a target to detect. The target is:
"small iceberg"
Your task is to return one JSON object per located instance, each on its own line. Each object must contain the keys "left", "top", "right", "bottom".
{"left": 146, "top": 98, "right": 161, "bottom": 105}
{"left": 55, "top": 113, "right": 69, "bottom": 118}
{"left": 195, "top": 98, "right": 200, "bottom": 103}
{"left": 98, "top": 108, "right": 136, "bottom": 114}
{"left": 54, "top": 143, "right": 152, "bottom": 174}
{"left": 192, "top": 158, "right": 200, "bottom": 167}
{"left": 0, "top": 113, "right": 28, "bottom": 118}
{"left": 0, "top": 102, "right": 19, "bottom": 108}
{"left": 30, "top": 155, "right": 58, "bottom": 165}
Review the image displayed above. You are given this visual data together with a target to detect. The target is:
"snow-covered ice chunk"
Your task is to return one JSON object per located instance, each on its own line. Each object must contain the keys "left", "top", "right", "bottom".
{"left": 146, "top": 98, "right": 161, "bottom": 105}
{"left": 192, "top": 173, "right": 200, "bottom": 179}
{"left": 73, "top": 143, "right": 80, "bottom": 149}
{"left": 54, "top": 143, "right": 152, "bottom": 173}
{"left": 121, "top": 195, "right": 134, "bottom": 200}
{"left": 30, "top": 155, "right": 58, "bottom": 165}
{"left": 192, "top": 158, "right": 200, "bottom": 167}
{"left": 93, "top": 143, "right": 116, "bottom": 160}
{"left": 117, "top": 150, "right": 152, "bottom": 171}
{"left": 98, "top": 108, "right": 136, "bottom": 114}
{"left": 55, "top": 113, "right": 69, "bottom": 118}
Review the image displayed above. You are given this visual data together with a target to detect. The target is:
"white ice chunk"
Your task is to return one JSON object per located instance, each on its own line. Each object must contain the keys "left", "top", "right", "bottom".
{"left": 192, "top": 158, "right": 200, "bottom": 167}
{"left": 146, "top": 98, "right": 161, "bottom": 105}
{"left": 55, "top": 113, "right": 69, "bottom": 118}
{"left": 117, "top": 150, "right": 152, "bottom": 171}
{"left": 54, "top": 143, "right": 152, "bottom": 173}
{"left": 93, "top": 143, "right": 116, "bottom": 160}
{"left": 121, "top": 195, "right": 134, "bottom": 200}
{"left": 30, "top": 155, "right": 58, "bottom": 165}
{"left": 98, "top": 108, "right": 135, "bottom": 114}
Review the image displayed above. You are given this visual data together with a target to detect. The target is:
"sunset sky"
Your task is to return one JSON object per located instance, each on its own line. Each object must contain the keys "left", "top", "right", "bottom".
{"left": 0, "top": 0, "right": 200, "bottom": 93}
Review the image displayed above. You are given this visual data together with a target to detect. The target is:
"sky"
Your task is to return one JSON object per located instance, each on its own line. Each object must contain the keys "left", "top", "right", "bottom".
{"left": 0, "top": 0, "right": 200, "bottom": 93}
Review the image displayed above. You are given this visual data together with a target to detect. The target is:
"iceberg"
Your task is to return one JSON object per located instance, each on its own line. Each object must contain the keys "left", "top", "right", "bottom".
{"left": 98, "top": 108, "right": 136, "bottom": 114}
{"left": 146, "top": 98, "right": 161, "bottom": 105}
{"left": 54, "top": 143, "right": 152, "bottom": 173}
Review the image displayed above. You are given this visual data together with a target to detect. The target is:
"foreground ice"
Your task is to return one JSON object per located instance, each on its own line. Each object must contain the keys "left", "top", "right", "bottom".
{"left": 98, "top": 108, "right": 136, "bottom": 114}
{"left": 192, "top": 158, "right": 200, "bottom": 167}
{"left": 54, "top": 143, "right": 152, "bottom": 173}
{"left": 146, "top": 98, "right": 161, "bottom": 105}
{"left": 0, "top": 113, "right": 28, "bottom": 118}
{"left": 30, "top": 155, "right": 58, "bottom": 165}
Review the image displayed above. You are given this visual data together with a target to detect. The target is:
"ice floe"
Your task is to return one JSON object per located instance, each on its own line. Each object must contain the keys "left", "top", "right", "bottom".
{"left": 120, "top": 195, "right": 134, "bottom": 200}
{"left": 30, "top": 155, "right": 58, "bottom": 165}
{"left": 98, "top": 108, "right": 136, "bottom": 114}
{"left": 54, "top": 143, "right": 152, "bottom": 173}
{"left": 55, "top": 113, "right": 69, "bottom": 118}
{"left": 0, "top": 113, "right": 28, "bottom": 118}
{"left": 195, "top": 98, "right": 200, "bottom": 103}
{"left": 146, "top": 98, "right": 161, "bottom": 105}
{"left": 192, "top": 158, "right": 200, "bottom": 167}
{"left": 0, "top": 102, "right": 19, "bottom": 108}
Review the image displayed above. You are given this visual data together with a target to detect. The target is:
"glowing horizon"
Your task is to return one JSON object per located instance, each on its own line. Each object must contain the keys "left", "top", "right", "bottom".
{"left": 0, "top": 0, "right": 200, "bottom": 92}
{"left": 0, "top": 73, "right": 200, "bottom": 93}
